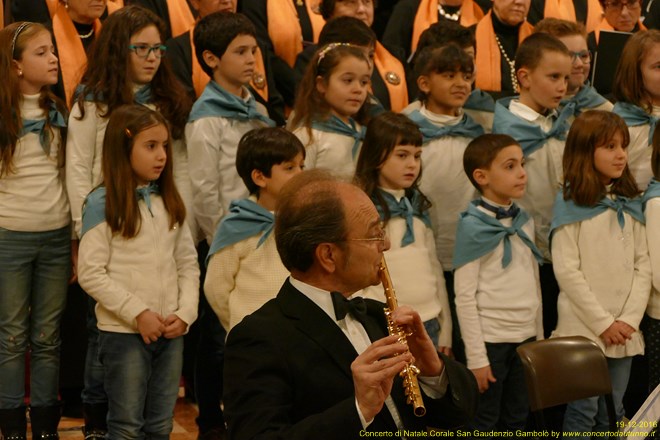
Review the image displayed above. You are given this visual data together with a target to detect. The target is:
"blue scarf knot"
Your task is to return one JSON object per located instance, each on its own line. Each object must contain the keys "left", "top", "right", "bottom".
{"left": 613, "top": 101, "right": 660, "bottom": 145}
{"left": 21, "top": 102, "right": 67, "bottom": 155}
{"left": 311, "top": 115, "right": 366, "bottom": 158}
{"left": 206, "top": 198, "right": 274, "bottom": 266}
{"left": 560, "top": 83, "right": 608, "bottom": 119}
{"left": 189, "top": 80, "right": 275, "bottom": 127}
{"left": 136, "top": 182, "right": 160, "bottom": 217}
{"left": 464, "top": 89, "right": 495, "bottom": 112}
{"left": 453, "top": 200, "right": 543, "bottom": 269}
{"left": 550, "top": 190, "right": 645, "bottom": 242}
{"left": 374, "top": 189, "right": 431, "bottom": 247}
{"left": 407, "top": 110, "right": 484, "bottom": 143}
{"left": 492, "top": 97, "right": 571, "bottom": 156}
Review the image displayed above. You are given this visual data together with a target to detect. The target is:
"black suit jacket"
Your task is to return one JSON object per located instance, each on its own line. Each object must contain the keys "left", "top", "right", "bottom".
{"left": 223, "top": 279, "right": 478, "bottom": 440}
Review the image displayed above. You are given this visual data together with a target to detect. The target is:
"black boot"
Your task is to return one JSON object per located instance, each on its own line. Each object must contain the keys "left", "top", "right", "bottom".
{"left": 29, "top": 405, "right": 61, "bottom": 439}
{"left": 82, "top": 402, "right": 107, "bottom": 440}
{"left": 0, "top": 407, "right": 27, "bottom": 440}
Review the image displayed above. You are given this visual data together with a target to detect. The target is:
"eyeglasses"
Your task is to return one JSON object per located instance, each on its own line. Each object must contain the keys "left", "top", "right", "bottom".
{"left": 603, "top": 0, "right": 641, "bottom": 12}
{"left": 128, "top": 44, "right": 167, "bottom": 59}
{"left": 345, "top": 225, "right": 387, "bottom": 244}
{"left": 569, "top": 50, "right": 591, "bottom": 64}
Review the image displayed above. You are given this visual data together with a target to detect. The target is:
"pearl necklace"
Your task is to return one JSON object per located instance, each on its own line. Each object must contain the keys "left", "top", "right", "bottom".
{"left": 437, "top": 4, "right": 461, "bottom": 21}
{"left": 78, "top": 27, "right": 94, "bottom": 39}
{"left": 494, "top": 34, "right": 518, "bottom": 92}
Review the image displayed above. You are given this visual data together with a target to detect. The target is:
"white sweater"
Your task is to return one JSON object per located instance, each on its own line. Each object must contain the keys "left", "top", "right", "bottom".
{"left": 551, "top": 207, "right": 651, "bottom": 357}
{"left": 78, "top": 195, "right": 200, "bottom": 333}
{"left": 645, "top": 197, "right": 660, "bottom": 320}
{"left": 186, "top": 115, "right": 270, "bottom": 244}
{"left": 626, "top": 122, "right": 656, "bottom": 191}
{"left": 0, "top": 94, "right": 69, "bottom": 232}
{"left": 360, "top": 189, "right": 452, "bottom": 347}
{"left": 292, "top": 126, "right": 362, "bottom": 179}
{"left": 66, "top": 99, "right": 194, "bottom": 239}
{"left": 205, "top": 229, "right": 290, "bottom": 331}
{"left": 454, "top": 202, "right": 543, "bottom": 370}
{"left": 416, "top": 107, "right": 479, "bottom": 270}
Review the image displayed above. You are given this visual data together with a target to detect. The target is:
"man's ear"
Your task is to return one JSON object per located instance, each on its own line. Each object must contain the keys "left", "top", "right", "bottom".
{"left": 315, "top": 242, "right": 338, "bottom": 273}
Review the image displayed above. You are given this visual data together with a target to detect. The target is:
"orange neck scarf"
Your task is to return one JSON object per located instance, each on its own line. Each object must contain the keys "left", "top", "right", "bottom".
{"left": 475, "top": 11, "right": 533, "bottom": 93}
{"left": 593, "top": 17, "right": 646, "bottom": 44}
{"left": 267, "top": 0, "right": 325, "bottom": 68}
{"left": 411, "top": 0, "right": 484, "bottom": 54}
{"left": 585, "top": 0, "right": 604, "bottom": 34}
{"left": 190, "top": 31, "right": 269, "bottom": 102}
{"left": 166, "top": 0, "right": 195, "bottom": 38}
{"left": 46, "top": 0, "right": 106, "bottom": 107}
{"left": 543, "top": 0, "right": 577, "bottom": 23}
{"left": 373, "top": 42, "right": 408, "bottom": 112}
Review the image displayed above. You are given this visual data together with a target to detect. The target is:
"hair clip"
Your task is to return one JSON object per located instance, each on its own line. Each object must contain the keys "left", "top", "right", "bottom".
{"left": 11, "top": 22, "right": 32, "bottom": 59}
{"left": 316, "top": 42, "right": 354, "bottom": 66}
{"left": 125, "top": 128, "right": 133, "bottom": 138}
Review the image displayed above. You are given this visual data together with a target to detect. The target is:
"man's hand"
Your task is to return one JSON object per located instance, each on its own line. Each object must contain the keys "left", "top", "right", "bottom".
{"left": 389, "top": 306, "right": 443, "bottom": 376}
{"left": 352, "top": 335, "right": 412, "bottom": 422}
{"left": 470, "top": 365, "right": 496, "bottom": 393}
{"left": 136, "top": 310, "right": 165, "bottom": 344}
{"left": 162, "top": 314, "right": 187, "bottom": 339}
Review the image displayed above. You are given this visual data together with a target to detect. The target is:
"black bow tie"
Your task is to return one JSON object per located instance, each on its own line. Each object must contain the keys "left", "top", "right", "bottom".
{"left": 479, "top": 200, "right": 520, "bottom": 220}
{"left": 331, "top": 291, "right": 368, "bottom": 321}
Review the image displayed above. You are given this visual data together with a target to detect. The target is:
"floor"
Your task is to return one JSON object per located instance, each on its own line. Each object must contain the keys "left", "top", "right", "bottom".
{"left": 52, "top": 398, "right": 199, "bottom": 440}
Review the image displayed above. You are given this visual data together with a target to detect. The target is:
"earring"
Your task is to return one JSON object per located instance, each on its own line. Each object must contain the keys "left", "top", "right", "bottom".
{"left": 64, "top": 0, "right": 69, "bottom": 9}
{"left": 18, "top": 70, "right": 23, "bottom": 77}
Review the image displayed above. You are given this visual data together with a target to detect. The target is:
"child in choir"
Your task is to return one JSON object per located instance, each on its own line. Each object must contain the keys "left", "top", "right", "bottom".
{"left": 78, "top": 104, "right": 199, "bottom": 440}
{"left": 205, "top": 127, "right": 304, "bottom": 331}
{"left": 613, "top": 29, "right": 660, "bottom": 190}
{"left": 641, "top": 127, "right": 660, "bottom": 393}
{"left": 551, "top": 111, "right": 650, "bottom": 435}
{"left": 354, "top": 112, "right": 452, "bottom": 353}
{"left": 533, "top": 18, "right": 612, "bottom": 122}
{"left": 65, "top": 7, "right": 193, "bottom": 435}
{"left": 0, "top": 22, "right": 70, "bottom": 439}
{"left": 454, "top": 134, "right": 544, "bottom": 433}
{"left": 289, "top": 43, "right": 372, "bottom": 178}
{"left": 491, "top": 32, "right": 572, "bottom": 337}
{"left": 186, "top": 12, "right": 275, "bottom": 245}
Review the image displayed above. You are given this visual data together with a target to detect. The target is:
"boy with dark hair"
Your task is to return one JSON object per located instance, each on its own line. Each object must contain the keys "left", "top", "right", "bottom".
{"left": 205, "top": 127, "right": 305, "bottom": 331}
{"left": 491, "top": 32, "right": 572, "bottom": 338}
{"left": 454, "top": 133, "right": 544, "bottom": 434}
{"left": 187, "top": 11, "right": 276, "bottom": 246}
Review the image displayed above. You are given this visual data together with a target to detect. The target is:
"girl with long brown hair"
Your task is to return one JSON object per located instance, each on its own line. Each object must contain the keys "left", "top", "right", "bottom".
{"left": 550, "top": 110, "right": 650, "bottom": 435}
{"left": 77, "top": 104, "right": 198, "bottom": 440}
{"left": 289, "top": 43, "right": 372, "bottom": 178}
{"left": 0, "top": 22, "right": 70, "bottom": 440}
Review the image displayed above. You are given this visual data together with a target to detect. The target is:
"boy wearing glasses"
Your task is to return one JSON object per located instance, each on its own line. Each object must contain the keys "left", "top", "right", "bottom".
{"left": 534, "top": 19, "right": 613, "bottom": 122}
{"left": 186, "top": 12, "right": 276, "bottom": 246}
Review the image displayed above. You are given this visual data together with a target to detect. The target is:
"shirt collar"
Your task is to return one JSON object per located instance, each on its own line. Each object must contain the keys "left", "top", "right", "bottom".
{"left": 419, "top": 105, "right": 464, "bottom": 126}
{"left": 509, "top": 99, "right": 557, "bottom": 125}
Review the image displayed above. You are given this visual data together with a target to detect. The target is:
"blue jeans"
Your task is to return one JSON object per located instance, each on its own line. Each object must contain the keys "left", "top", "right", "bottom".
{"left": 473, "top": 339, "right": 532, "bottom": 435}
{"left": 99, "top": 332, "right": 183, "bottom": 440}
{"left": 0, "top": 226, "right": 70, "bottom": 409}
{"left": 563, "top": 356, "right": 632, "bottom": 439}
{"left": 81, "top": 296, "right": 106, "bottom": 405}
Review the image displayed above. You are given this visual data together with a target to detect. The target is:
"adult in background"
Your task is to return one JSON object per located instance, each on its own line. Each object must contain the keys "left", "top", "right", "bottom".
{"left": 223, "top": 169, "right": 478, "bottom": 439}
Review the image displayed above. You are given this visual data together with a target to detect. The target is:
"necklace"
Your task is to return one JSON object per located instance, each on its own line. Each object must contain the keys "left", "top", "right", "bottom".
{"left": 437, "top": 4, "right": 461, "bottom": 21}
{"left": 494, "top": 34, "right": 518, "bottom": 92}
{"left": 78, "top": 27, "right": 94, "bottom": 39}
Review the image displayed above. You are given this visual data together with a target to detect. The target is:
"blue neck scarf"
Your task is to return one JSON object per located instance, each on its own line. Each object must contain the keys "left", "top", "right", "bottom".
{"left": 188, "top": 80, "right": 275, "bottom": 126}
{"left": 492, "top": 96, "right": 571, "bottom": 156}
{"left": 407, "top": 109, "right": 484, "bottom": 143}
{"left": 21, "top": 101, "right": 67, "bottom": 155}
{"left": 560, "top": 83, "right": 608, "bottom": 119}
{"left": 464, "top": 89, "right": 495, "bottom": 112}
{"left": 75, "top": 84, "right": 153, "bottom": 106}
{"left": 613, "top": 101, "right": 659, "bottom": 145}
{"left": 206, "top": 198, "right": 274, "bottom": 265}
{"left": 312, "top": 115, "right": 366, "bottom": 158}
{"left": 374, "top": 189, "right": 431, "bottom": 247}
{"left": 550, "top": 190, "right": 645, "bottom": 241}
{"left": 453, "top": 200, "right": 542, "bottom": 268}
{"left": 80, "top": 182, "right": 161, "bottom": 237}
{"left": 643, "top": 179, "right": 660, "bottom": 211}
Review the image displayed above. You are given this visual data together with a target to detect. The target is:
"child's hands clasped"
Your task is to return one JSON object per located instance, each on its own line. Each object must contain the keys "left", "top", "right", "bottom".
{"left": 136, "top": 310, "right": 165, "bottom": 344}
{"left": 162, "top": 314, "right": 187, "bottom": 339}
{"left": 600, "top": 320, "right": 635, "bottom": 346}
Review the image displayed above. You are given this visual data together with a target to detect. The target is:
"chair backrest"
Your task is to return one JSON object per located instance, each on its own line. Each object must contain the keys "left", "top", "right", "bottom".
{"left": 516, "top": 336, "right": 612, "bottom": 411}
